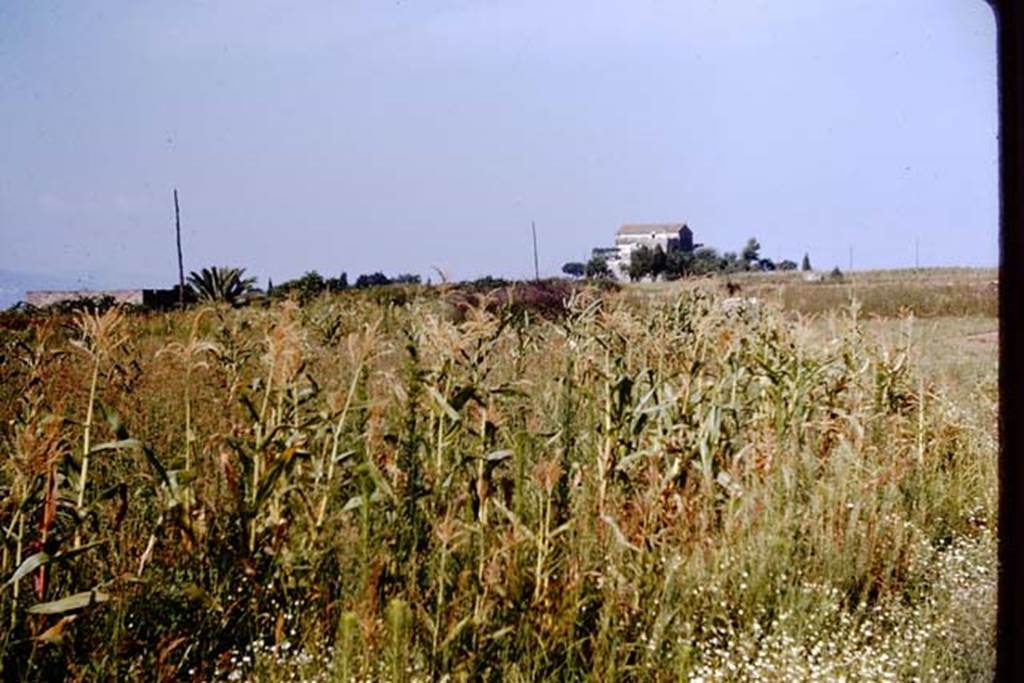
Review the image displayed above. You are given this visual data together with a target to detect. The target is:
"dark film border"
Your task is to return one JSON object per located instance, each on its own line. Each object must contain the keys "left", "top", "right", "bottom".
{"left": 993, "top": 0, "right": 1023, "bottom": 678}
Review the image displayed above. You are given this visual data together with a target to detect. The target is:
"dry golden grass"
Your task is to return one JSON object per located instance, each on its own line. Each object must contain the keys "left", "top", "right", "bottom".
{"left": 0, "top": 275, "right": 997, "bottom": 680}
{"left": 633, "top": 267, "right": 998, "bottom": 318}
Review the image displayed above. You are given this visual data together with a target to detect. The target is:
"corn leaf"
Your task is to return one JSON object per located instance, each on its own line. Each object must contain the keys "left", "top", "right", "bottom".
{"left": 28, "top": 589, "right": 109, "bottom": 614}
{"left": 89, "top": 438, "right": 143, "bottom": 455}
{"left": 5, "top": 541, "right": 106, "bottom": 590}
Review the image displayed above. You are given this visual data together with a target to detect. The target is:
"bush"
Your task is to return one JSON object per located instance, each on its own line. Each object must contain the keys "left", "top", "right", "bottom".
{"left": 354, "top": 272, "right": 391, "bottom": 288}
{"left": 585, "top": 256, "right": 613, "bottom": 279}
{"left": 562, "top": 262, "right": 585, "bottom": 278}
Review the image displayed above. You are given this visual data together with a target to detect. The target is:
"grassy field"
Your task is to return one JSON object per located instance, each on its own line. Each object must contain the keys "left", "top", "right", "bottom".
{"left": 0, "top": 270, "right": 997, "bottom": 681}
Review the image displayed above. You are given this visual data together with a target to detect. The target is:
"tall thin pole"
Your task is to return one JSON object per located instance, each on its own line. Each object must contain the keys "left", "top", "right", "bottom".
{"left": 174, "top": 189, "right": 185, "bottom": 306}
{"left": 531, "top": 221, "right": 540, "bottom": 281}
{"left": 914, "top": 239, "right": 919, "bottom": 270}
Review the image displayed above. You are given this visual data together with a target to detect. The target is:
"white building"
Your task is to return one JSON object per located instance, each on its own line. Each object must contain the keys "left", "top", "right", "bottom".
{"left": 599, "top": 223, "right": 695, "bottom": 280}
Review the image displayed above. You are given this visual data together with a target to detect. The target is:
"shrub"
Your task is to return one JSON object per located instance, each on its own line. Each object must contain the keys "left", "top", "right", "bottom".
{"left": 187, "top": 266, "right": 258, "bottom": 305}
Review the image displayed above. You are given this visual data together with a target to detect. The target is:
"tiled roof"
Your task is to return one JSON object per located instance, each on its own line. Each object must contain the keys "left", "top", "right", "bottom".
{"left": 617, "top": 223, "right": 687, "bottom": 236}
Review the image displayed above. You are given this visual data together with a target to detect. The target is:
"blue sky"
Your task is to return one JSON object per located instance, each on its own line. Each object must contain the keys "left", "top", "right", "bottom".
{"left": 0, "top": 0, "right": 998, "bottom": 288}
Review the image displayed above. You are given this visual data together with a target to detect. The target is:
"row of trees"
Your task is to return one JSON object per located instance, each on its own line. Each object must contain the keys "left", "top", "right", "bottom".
{"left": 184, "top": 267, "right": 421, "bottom": 305}
{"left": 185, "top": 240, "right": 814, "bottom": 306}
{"left": 563, "top": 238, "right": 813, "bottom": 282}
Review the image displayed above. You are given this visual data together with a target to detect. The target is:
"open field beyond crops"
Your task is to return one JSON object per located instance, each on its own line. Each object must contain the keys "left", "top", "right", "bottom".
{"left": 0, "top": 269, "right": 997, "bottom": 681}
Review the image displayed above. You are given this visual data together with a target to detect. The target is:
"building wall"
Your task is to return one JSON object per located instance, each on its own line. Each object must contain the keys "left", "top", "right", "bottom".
{"left": 608, "top": 228, "right": 694, "bottom": 281}
{"left": 595, "top": 226, "right": 695, "bottom": 282}
{"left": 615, "top": 232, "right": 680, "bottom": 252}
{"left": 25, "top": 289, "right": 176, "bottom": 308}
{"left": 678, "top": 226, "right": 694, "bottom": 251}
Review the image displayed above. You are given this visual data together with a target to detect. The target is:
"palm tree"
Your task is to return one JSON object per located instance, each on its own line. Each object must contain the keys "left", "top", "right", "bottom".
{"left": 186, "top": 266, "right": 258, "bottom": 305}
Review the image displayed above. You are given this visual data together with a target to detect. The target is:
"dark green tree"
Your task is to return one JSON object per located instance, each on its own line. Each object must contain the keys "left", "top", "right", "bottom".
{"left": 326, "top": 272, "right": 349, "bottom": 291}
{"left": 651, "top": 246, "right": 668, "bottom": 278}
{"left": 721, "top": 252, "right": 743, "bottom": 274}
{"left": 628, "top": 246, "right": 656, "bottom": 281}
{"left": 665, "top": 250, "right": 693, "bottom": 279}
{"left": 741, "top": 237, "right": 761, "bottom": 266}
{"left": 801, "top": 253, "right": 813, "bottom": 271}
{"left": 186, "top": 266, "right": 258, "bottom": 306}
{"left": 278, "top": 271, "right": 326, "bottom": 300}
{"left": 355, "top": 272, "right": 391, "bottom": 288}
{"left": 585, "top": 256, "right": 613, "bottom": 279}
{"left": 561, "top": 262, "right": 585, "bottom": 278}
{"left": 690, "top": 247, "right": 721, "bottom": 275}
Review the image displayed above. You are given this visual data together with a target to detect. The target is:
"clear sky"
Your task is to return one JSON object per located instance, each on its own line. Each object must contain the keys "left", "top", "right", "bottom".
{"left": 0, "top": 0, "right": 999, "bottom": 287}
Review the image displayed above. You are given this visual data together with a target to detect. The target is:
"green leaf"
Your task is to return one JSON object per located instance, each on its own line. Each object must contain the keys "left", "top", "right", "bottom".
{"left": 143, "top": 446, "right": 173, "bottom": 489}
{"left": 427, "top": 386, "right": 461, "bottom": 422}
{"left": 239, "top": 393, "right": 260, "bottom": 423}
{"left": 253, "top": 450, "right": 307, "bottom": 513}
{"left": 341, "top": 496, "right": 364, "bottom": 512}
{"left": 484, "top": 449, "right": 513, "bottom": 462}
{"left": 360, "top": 460, "right": 395, "bottom": 502}
{"left": 89, "top": 439, "right": 142, "bottom": 455}
{"left": 333, "top": 450, "right": 356, "bottom": 464}
{"left": 28, "top": 589, "right": 109, "bottom": 614}
{"left": 5, "top": 553, "right": 50, "bottom": 588}
{"left": 4, "top": 541, "right": 106, "bottom": 590}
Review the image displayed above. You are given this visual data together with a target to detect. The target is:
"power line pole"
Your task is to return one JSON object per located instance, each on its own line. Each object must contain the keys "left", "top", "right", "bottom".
{"left": 174, "top": 189, "right": 185, "bottom": 306}
{"left": 531, "top": 221, "right": 540, "bottom": 281}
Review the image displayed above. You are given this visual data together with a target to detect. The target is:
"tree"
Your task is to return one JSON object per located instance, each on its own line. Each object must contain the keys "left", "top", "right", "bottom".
{"left": 758, "top": 258, "right": 776, "bottom": 272}
{"left": 665, "top": 250, "right": 693, "bottom": 279}
{"left": 801, "top": 253, "right": 813, "bottom": 272}
{"left": 651, "top": 246, "right": 668, "bottom": 278}
{"left": 326, "top": 273, "right": 348, "bottom": 291}
{"left": 690, "top": 247, "right": 721, "bottom": 275}
{"left": 276, "top": 271, "right": 326, "bottom": 301}
{"left": 585, "top": 256, "right": 613, "bottom": 279}
{"left": 741, "top": 237, "right": 761, "bottom": 266}
{"left": 471, "top": 275, "right": 511, "bottom": 288}
{"left": 354, "top": 272, "right": 391, "bottom": 288}
{"left": 628, "top": 245, "right": 656, "bottom": 281}
{"left": 392, "top": 273, "right": 421, "bottom": 284}
{"left": 561, "top": 262, "right": 585, "bottom": 278}
{"left": 720, "top": 252, "right": 743, "bottom": 274}
{"left": 778, "top": 259, "right": 798, "bottom": 271}
{"left": 186, "top": 266, "right": 257, "bottom": 306}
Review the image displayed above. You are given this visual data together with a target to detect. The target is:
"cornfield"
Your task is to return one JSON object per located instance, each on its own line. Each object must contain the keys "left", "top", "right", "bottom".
{"left": 0, "top": 282, "right": 996, "bottom": 680}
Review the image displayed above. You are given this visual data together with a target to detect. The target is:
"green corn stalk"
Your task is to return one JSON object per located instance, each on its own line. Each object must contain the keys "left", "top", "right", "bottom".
{"left": 386, "top": 598, "right": 412, "bottom": 682}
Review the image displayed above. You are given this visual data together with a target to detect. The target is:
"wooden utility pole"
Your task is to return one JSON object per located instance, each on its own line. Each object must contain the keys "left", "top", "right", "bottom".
{"left": 531, "top": 221, "right": 540, "bottom": 280}
{"left": 174, "top": 189, "right": 185, "bottom": 306}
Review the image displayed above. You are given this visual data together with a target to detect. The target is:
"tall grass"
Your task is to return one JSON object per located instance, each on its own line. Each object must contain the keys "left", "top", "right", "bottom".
{"left": 0, "top": 283, "right": 996, "bottom": 680}
{"left": 634, "top": 267, "right": 998, "bottom": 318}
